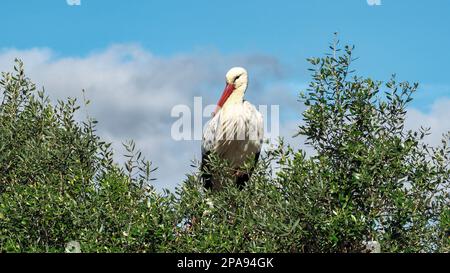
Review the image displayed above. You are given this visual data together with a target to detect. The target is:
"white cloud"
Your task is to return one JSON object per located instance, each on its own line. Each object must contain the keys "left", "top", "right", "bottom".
{"left": 1, "top": 45, "right": 447, "bottom": 190}
{"left": 0, "top": 45, "right": 291, "bottom": 190}
{"left": 406, "top": 98, "right": 450, "bottom": 146}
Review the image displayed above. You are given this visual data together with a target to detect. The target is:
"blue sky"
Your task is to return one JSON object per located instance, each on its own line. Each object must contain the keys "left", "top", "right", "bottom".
{"left": 2, "top": 0, "right": 450, "bottom": 109}
{"left": 1, "top": 0, "right": 449, "bottom": 188}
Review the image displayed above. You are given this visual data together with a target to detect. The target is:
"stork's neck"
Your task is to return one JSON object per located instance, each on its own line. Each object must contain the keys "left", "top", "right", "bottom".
{"left": 224, "top": 84, "right": 247, "bottom": 107}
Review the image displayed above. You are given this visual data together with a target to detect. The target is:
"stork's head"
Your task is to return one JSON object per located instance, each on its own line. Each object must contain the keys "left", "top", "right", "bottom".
{"left": 214, "top": 67, "right": 248, "bottom": 115}
{"left": 225, "top": 67, "right": 248, "bottom": 90}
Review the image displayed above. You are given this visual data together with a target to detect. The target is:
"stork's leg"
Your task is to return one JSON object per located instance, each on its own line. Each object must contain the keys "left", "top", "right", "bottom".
{"left": 235, "top": 152, "right": 260, "bottom": 189}
{"left": 203, "top": 173, "right": 213, "bottom": 190}
{"left": 201, "top": 152, "right": 213, "bottom": 190}
{"left": 236, "top": 173, "right": 250, "bottom": 189}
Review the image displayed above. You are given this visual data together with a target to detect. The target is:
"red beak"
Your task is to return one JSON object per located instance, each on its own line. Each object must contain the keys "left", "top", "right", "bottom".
{"left": 213, "top": 83, "right": 235, "bottom": 116}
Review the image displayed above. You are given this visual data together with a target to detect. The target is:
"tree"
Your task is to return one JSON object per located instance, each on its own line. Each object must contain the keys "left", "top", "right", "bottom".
{"left": 171, "top": 39, "right": 450, "bottom": 253}
{"left": 0, "top": 40, "right": 449, "bottom": 253}
{"left": 0, "top": 60, "right": 171, "bottom": 252}
{"left": 291, "top": 39, "right": 449, "bottom": 252}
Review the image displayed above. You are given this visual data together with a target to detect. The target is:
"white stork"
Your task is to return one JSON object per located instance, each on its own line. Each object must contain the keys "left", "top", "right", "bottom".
{"left": 201, "top": 67, "right": 264, "bottom": 190}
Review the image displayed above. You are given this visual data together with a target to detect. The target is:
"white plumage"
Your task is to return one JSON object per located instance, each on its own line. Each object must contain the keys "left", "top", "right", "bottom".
{"left": 201, "top": 67, "right": 264, "bottom": 190}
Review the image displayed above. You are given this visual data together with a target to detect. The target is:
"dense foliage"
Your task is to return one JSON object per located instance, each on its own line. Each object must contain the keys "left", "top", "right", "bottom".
{"left": 0, "top": 42, "right": 449, "bottom": 253}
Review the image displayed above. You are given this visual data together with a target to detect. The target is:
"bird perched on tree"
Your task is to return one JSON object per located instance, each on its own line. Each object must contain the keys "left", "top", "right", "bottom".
{"left": 201, "top": 67, "right": 264, "bottom": 190}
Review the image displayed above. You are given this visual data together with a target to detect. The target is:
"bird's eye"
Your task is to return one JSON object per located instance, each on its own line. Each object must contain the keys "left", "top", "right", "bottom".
{"left": 235, "top": 75, "right": 241, "bottom": 81}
